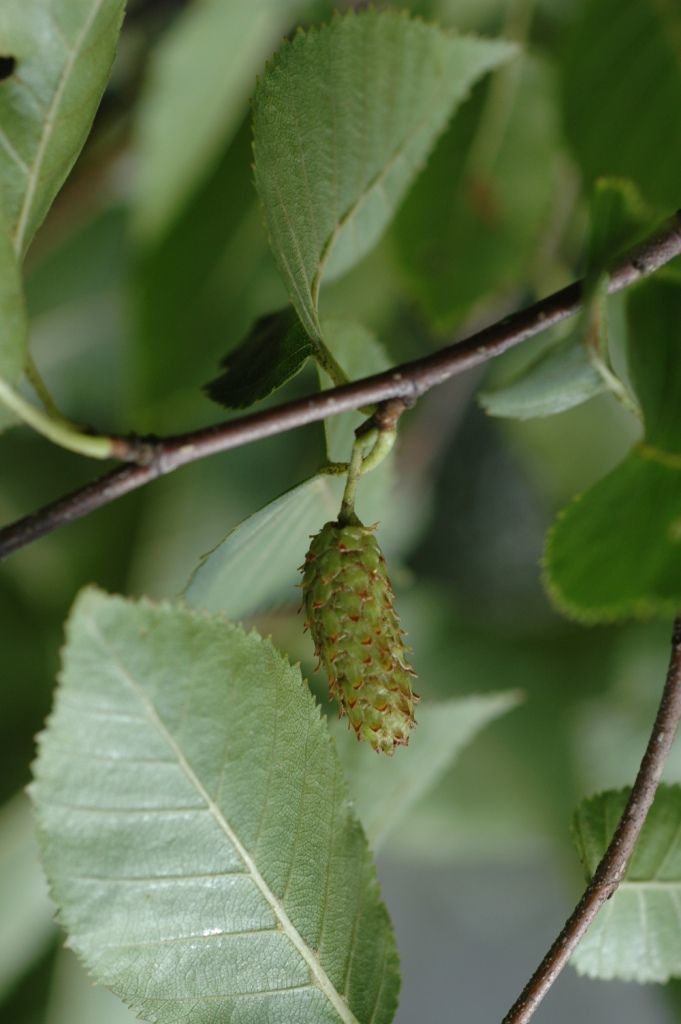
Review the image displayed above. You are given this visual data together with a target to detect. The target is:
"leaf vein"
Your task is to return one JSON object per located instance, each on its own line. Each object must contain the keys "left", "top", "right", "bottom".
{"left": 87, "top": 616, "right": 361, "bottom": 1024}
{"left": 14, "top": 0, "right": 108, "bottom": 254}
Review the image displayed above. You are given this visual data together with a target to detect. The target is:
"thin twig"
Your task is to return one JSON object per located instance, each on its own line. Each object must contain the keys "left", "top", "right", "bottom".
{"left": 1, "top": 212, "right": 680, "bottom": 560}
{"left": 502, "top": 616, "right": 681, "bottom": 1024}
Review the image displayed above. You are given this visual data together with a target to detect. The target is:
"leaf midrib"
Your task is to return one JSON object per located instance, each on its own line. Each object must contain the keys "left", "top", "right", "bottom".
{"left": 13, "top": 0, "right": 107, "bottom": 256}
{"left": 310, "top": 48, "right": 499, "bottom": 313}
{"left": 310, "top": 91, "right": 441, "bottom": 312}
{"left": 87, "top": 615, "right": 361, "bottom": 1024}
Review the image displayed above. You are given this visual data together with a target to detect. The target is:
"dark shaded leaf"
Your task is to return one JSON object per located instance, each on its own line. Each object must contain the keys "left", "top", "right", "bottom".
{"left": 205, "top": 309, "right": 315, "bottom": 409}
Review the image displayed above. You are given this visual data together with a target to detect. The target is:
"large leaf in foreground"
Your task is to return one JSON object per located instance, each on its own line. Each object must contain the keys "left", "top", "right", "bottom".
{"left": 253, "top": 9, "right": 514, "bottom": 340}
{"left": 572, "top": 786, "right": 681, "bottom": 981}
{"left": 0, "top": 0, "right": 125, "bottom": 257}
{"left": 335, "top": 692, "right": 521, "bottom": 850}
{"left": 32, "top": 589, "right": 400, "bottom": 1024}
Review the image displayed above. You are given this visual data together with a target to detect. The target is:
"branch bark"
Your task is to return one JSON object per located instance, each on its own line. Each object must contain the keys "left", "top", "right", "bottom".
{"left": 1, "top": 211, "right": 680, "bottom": 560}
{"left": 501, "top": 615, "right": 681, "bottom": 1024}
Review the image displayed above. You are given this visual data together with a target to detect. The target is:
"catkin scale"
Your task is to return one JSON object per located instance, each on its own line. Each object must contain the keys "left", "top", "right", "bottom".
{"left": 301, "top": 518, "right": 418, "bottom": 754}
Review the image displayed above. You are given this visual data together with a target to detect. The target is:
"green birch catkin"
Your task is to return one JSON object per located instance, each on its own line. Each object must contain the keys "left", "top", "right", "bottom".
{"left": 301, "top": 516, "right": 418, "bottom": 754}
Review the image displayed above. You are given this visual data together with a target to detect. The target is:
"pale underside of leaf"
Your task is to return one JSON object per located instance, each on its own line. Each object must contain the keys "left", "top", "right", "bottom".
{"left": 480, "top": 332, "right": 606, "bottom": 420}
{"left": 253, "top": 10, "right": 515, "bottom": 340}
{"left": 572, "top": 785, "right": 681, "bottom": 982}
{"left": 183, "top": 474, "right": 345, "bottom": 619}
{"left": 32, "top": 590, "right": 399, "bottom": 1024}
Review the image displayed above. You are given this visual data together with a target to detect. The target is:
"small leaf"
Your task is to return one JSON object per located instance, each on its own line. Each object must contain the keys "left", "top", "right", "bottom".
{"left": 561, "top": 0, "right": 681, "bottom": 212}
{"left": 334, "top": 692, "right": 521, "bottom": 849}
{"left": 32, "top": 589, "right": 400, "bottom": 1024}
{"left": 205, "top": 309, "right": 315, "bottom": 410}
{"left": 132, "top": 0, "right": 306, "bottom": 242}
{"left": 572, "top": 785, "right": 681, "bottom": 982}
{"left": 0, "top": 794, "right": 55, "bottom": 1000}
{"left": 253, "top": 9, "right": 515, "bottom": 340}
{"left": 481, "top": 178, "right": 650, "bottom": 422}
{"left": 480, "top": 333, "right": 606, "bottom": 420}
{"left": 0, "top": 0, "right": 126, "bottom": 257}
{"left": 394, "top": 54, "right": 557, "bottom": 331}
{"left": 545, "top": 277, "right": 681, "bottom": 621}
{"left": 184, "top": 475, "right": 344, "bottom": 619}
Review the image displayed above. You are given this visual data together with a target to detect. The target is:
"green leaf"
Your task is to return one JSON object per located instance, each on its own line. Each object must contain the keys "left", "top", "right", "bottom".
{"left": 572, "top": 785, "right": 681, "bottom": 982}
{"left": 186, "top": 322, "right": 397, "bottom": 619}
{"left": 0, "top": 0, "right": 126, "bottom": 258}
{"left": 545, "top": 277, "right": 681, "bottom": 621}
{"left": 627, "top": 278, "right": 681, "bottom": 454}
{"left": 561, "top": 0, "right": 681, "bottom": 212}
{"left": 32, "top": 589, "right": 400, "bottom": 1024}
{"left": 585, "top": 177, "right": 653, "bottom": 275}
{"left": 184, "top": 475, "right": 344, "bottom": 619}
{"left": 0, "top": 795, "right": 55, "bottom": 1000}
{"left": 0, "top": 204, "right": 27, "bottom": 428}
{"left": 253, "top": 10, "right": 515, "bottom": 340}
{"left": 132, "top": 0, "right": 305, "bottom": 242}
{"left": 205, "top": 309, "right": 315, "bottom": 410}
{"left": 480, "top": 332, "right": 606, "bottom": 420}
{"left": 481, "top": 178, "right": 652, "bottom": 421}
{"left": 334, "top": 692, "right": 521, "bottom": 850}
{"left": 545, "top": 452, "right": 681, "bottom": 621}
{"left": 394, "top": 54, "right": 557, "bottom": 331}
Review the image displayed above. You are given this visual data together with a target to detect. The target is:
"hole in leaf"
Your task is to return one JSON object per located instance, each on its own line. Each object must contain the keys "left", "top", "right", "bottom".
{"left": 0, "top": 56, "right": 16, "bottom": 80}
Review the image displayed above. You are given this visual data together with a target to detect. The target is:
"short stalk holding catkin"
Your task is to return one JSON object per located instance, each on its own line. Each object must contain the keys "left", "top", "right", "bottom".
{"left": 301, "top": 433, "right": 418, "bottom": 754}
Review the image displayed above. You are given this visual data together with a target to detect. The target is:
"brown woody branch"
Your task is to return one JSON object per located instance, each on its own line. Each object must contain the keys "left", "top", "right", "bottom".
{"left": 1, "top": 211, "right": 680, "bottom": 561}
{"left": 502, "top": 616, "right": 681, "bottom": 1024}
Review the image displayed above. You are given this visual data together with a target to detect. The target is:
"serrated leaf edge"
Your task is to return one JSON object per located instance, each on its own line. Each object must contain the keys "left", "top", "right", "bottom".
{"left": 31, "top": 587, "right": 370, "bottom": 1024}
{"left": 252, "top": 8, "right": 516, "bottom": 341}
{"left": 542, "top": 451, "right": 681, "bottom": 625}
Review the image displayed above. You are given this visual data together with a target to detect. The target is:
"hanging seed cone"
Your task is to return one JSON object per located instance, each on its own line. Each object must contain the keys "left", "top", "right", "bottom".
{"left": 301, "top": 516, "right": 419, "bottom": 754}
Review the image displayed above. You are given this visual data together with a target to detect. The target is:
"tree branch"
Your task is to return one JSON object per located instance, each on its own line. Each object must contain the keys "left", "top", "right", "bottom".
{"left": 501, "top": 615, "right": 681, "bottom": 1024}
{"left": 1, "top": 212, "right": 680, "bottom": 560}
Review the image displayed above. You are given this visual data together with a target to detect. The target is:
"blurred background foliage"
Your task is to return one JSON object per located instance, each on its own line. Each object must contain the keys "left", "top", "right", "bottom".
{"left": 1, "top": 0, "right": 680, "bottom": 1020}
